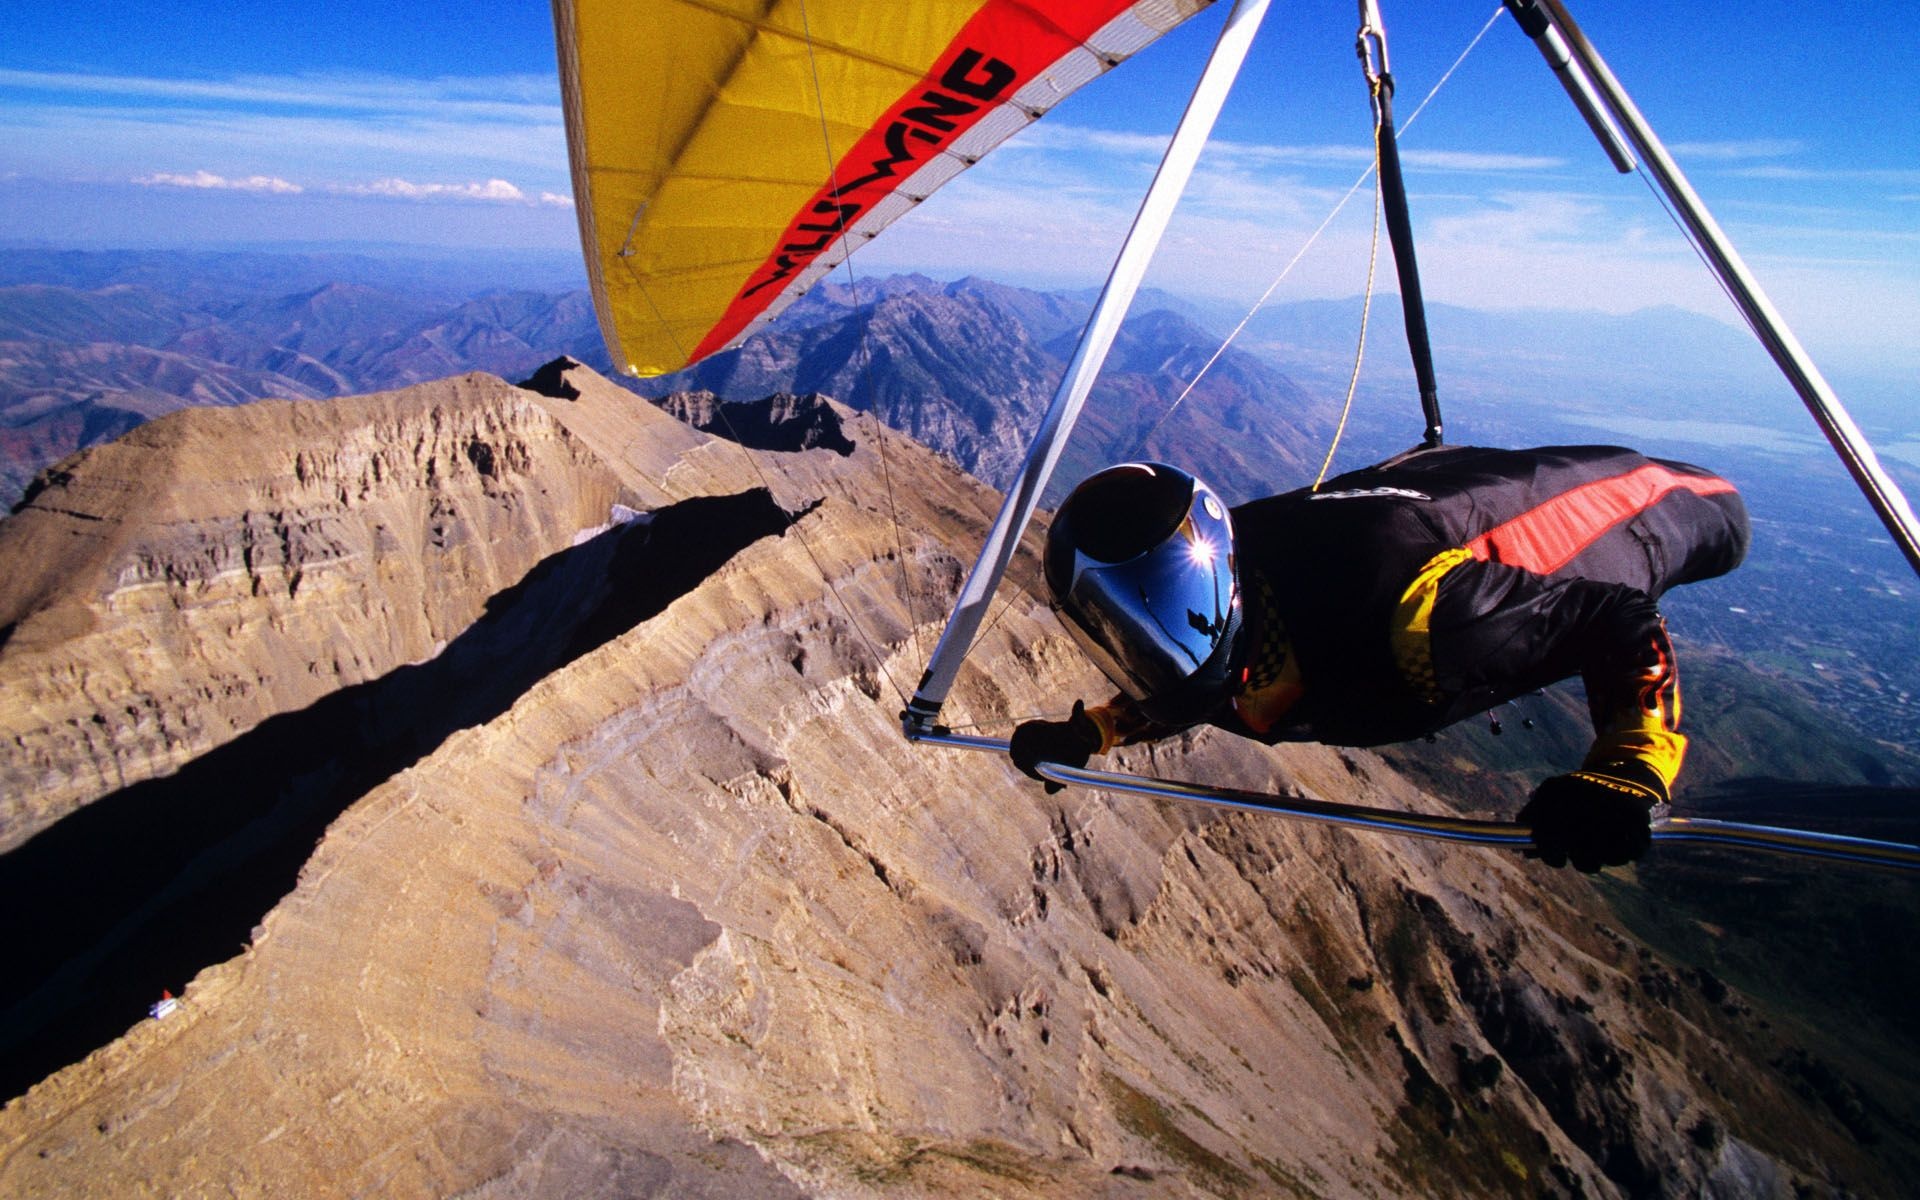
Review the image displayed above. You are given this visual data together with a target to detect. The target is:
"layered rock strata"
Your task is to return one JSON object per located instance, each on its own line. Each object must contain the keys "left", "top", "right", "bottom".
{"left": 0, "top": 373, "right": 681, "bottom": 849}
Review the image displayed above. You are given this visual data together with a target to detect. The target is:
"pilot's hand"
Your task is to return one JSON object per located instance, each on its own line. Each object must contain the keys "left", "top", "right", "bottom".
{"left": 1518, "top": 760, "right": 1666, "bottom": 873}
{"left": 1008, "top": 701, "right": 1103, "bottom": 794}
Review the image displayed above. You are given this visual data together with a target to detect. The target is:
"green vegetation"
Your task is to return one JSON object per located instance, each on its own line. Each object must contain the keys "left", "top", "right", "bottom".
{"left": 1600, "top": 855, "right": 1920, "bottom": 1177}
{"left": 1379, "top": 1028, "right": 1552, "bottom": 1200}
{"left": 1104, "top": 1074, "right": 1253, "bottom": 1196}
{"left": 1248, "top": 1152, "right": 1324, "bottom": 1200}
{"left": 821, "top": 1132, "right": 1044, "bottom": 1189}
{"left": 1602, "top": 855, "right": 1920, "bottom": 1063}
{"left": 1380, "top": 646, "right": 1920, "bottom": 820}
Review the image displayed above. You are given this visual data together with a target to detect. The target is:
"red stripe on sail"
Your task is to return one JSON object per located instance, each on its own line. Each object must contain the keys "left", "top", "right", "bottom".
{"left": 688, "top": 0, "right": 1142, "bottom": 363}
{"left": 1466, "top": 464, "right": 1737, "bottom": 575}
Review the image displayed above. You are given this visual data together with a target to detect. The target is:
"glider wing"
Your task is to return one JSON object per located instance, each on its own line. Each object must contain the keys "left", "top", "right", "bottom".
{"left": 554, "top": 0, "right": 1214, "bottom": 376}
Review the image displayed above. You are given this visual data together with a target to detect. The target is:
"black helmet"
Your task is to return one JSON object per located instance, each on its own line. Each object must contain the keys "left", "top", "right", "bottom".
{"left": 1044, "top": 463, "right": 1241, "bottom": 725}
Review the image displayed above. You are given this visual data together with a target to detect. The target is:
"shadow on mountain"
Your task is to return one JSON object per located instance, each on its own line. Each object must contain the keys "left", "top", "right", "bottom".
{"left": 517, "top": 355, "right": 582, "bottom": 400}
{"left": 1604, "top": 776, "right": 1920, "bottom": 1085}
{"left": 0, "top": 487, "right": 802, "bottom": 1102}
{"left": 656, "top": 392, "right": 856, "bottom": 457}
{"left": 1682, "top": 777, "right": 1920, "bottom": 844}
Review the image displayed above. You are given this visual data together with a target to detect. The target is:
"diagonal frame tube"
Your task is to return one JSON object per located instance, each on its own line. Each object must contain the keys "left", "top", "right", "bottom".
{"left": 1528, "top": 0, "right": 1920, "bottom": 577}
{"left": 903, "top": 0, "right": 1272, "bottom": 732}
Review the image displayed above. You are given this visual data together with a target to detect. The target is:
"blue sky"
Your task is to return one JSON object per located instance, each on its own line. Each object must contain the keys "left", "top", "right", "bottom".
{"left": 2, "top": 1, "right": 1915, "bottom": 373}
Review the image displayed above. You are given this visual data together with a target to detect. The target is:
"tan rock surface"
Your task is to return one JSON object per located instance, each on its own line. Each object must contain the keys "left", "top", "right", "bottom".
{"left": 0, "top": 363, "right": 1894, "bottom": 1197}
{"left": 0, "top": 372, "right": 686, "bottom": 849}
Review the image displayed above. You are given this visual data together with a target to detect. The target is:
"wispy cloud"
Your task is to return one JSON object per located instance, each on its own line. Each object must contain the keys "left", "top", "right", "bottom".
{"left": 1731, "top": 164, "right": 1920, "bottom": 186}
{"left": 322, "top": 177, "right": 575, "bottom": 207}
{"left": 0, "top": 67, "right": 557, "bottom": 122}
{"left": 1667, "top": 139, "right": 1804, "bottom": 162}
{"left": 126, "top": 166, "right": 568, "bottom": 207}
{"left": 135, "top": 169, "right": 302, "bottom": 194}
{"left": 1653, "top": 137, "right": 1920, "bottom": 189}
{"left": 1399, "top": 149, "right": 1564, "bottom": 173}
{"left": 1210, "top": 143, "right": 1561, "bottom": 175}
{"left": 1013, "top": 124, "right": 1563, "bottom": 176}
{"left": 0, "top": 66, "right": 570, "bottom": 196}
{"left": 333, "top": 177, "right": 529, "bottom": 203}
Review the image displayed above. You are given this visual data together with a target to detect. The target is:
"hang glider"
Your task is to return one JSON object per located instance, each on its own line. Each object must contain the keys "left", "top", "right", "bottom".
{"left": 554, "top": 0, "right": 1920, "bottom": 872}
{"left": 554, "top": 0, "right": 1215, "bottom": 377}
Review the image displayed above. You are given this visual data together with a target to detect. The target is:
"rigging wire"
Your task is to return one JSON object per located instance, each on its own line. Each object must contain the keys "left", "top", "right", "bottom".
{"left": 795, "top": 0, "right": 929, "bottom": 695}
{"left": 936, "top": 6, "right": 1504, "bottom": 726}
{"left": 1629, "top": 166, "right": 1777, "bottom": 354}
{"left": 880, "top": 5, "right": 1920, "bottom": 870}
{"left": 613, "top": 247, "right": 913, "bottom": 708}
{"left": 1139, "top": 5, "right": 1506, "bottom": 451}
{"left": 950, "top": 5, "right": 1506, "bottom": 705}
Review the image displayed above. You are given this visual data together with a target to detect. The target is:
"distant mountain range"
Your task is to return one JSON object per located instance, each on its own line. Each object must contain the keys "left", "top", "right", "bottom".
{"left": 636, "top": 273, "right": 1336, "bottom": 499}
{"left": 4, "top": 248, "right": 1914, "bottom": 764}
{"left": 1, "top": 253, "right": 1340, "bottom": 508}
{"left": 0, "top": 257, "right": 609, "bottom": 502}
{"left": 2, "top": 247, "right": 1845, "bottom": 511}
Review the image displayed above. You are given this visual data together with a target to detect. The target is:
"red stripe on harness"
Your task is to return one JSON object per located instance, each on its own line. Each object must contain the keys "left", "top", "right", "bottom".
{"left": 1466, "top": 464, "right": 1736, "bottom": 575}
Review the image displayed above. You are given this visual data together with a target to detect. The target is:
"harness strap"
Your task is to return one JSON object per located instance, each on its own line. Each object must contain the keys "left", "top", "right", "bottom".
{"left": 1357, "top": 0, "right": 1443, "bottom": 447}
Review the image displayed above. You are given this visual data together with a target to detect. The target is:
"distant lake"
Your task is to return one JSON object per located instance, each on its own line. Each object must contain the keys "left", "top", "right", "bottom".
{"left": 1561, "top": 415, "right": 1824, "bottom": 454}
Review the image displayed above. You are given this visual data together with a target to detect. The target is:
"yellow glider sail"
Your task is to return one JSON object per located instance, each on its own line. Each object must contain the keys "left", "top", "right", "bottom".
{"left": 554, "top": 0, "right": 1215, "bottom": 377}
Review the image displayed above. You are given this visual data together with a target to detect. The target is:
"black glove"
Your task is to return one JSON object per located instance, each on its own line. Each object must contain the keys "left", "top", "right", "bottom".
{"left": 1009, "top": 701, "right": 1104, "bottom": 794}
{"left": 1518, "top": 760, "right": 1667, "bottom": 873}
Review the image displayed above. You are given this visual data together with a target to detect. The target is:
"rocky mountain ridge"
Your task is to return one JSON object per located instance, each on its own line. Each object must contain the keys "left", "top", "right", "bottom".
{"left": 0, "top": 361, "right": 1911, "bottom": 1197}
{"left": 0, "top": 257, "right": 1340, "bottom": 510}
{"left": 0, "top": 267, "right": 612, "bottom": 504}
{"left": 0, "top": 373, "right": 649, "bottom": 850}
{"left": 640, "top": 274, "right": 1337, "bottom": 500}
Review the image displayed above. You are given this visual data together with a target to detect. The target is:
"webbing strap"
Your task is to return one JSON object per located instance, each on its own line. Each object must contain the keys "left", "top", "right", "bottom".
{"left": 1358, "top": 0, "right": 1443, "bottom": 447}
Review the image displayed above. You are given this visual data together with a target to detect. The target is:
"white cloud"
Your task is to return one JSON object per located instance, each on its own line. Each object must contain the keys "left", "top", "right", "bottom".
{"left": 0, "top": 67, "right": 558, "bottom": 124}
{"left": 1667, "top": 139, "right": 1804, "bottom": 162}
{"left": 1013, "top": 124, "right": 1564, "bottom": 177}
{"left": 332, "top": 177, "right": 531, "bottom": 203}
{"left": 1005, "top": 125, "right": 1167, "bottom": 159}
{"left": 1399, "top": 149, "right": 1564, "bottom": 173}
{"left": 1732, "top": 164, "right": 1920, "bottom": 186}
{"left": 539, "top": 191, "right": 575, "bottom": 208}
{"left": 1, "top": 66, "right": 572, "bottom": 200}
{"left": 134, "top": 169, "right": 302, "bottom": 194}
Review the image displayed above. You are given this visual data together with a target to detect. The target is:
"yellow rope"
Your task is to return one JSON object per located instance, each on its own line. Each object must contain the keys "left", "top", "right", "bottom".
{"left": 1313, "top": 91, "right": 1386, "bottom": 491}
{"left": 1157, "top": 7, "right": 1503, "bottom": 469}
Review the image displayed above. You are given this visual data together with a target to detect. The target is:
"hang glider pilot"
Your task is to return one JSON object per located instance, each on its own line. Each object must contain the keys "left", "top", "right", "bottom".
{"left": 1009, "top": 445, "right": 1750, "bottom": 872}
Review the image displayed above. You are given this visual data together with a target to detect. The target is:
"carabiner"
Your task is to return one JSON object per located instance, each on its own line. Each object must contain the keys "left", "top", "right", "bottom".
{"left": 1355, "top": 0, "right": 1391, "bottom": 88}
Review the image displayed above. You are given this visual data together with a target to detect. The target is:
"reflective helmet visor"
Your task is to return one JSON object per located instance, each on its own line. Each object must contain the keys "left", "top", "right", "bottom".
{"left": 1045, "top": 464, "right": 1237, "bottom": 709}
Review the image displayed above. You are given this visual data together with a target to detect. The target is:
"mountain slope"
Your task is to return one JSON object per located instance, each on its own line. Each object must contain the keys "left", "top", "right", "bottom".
{"left": 0, "top": 363, "right": 1909, "bottom": 1198}
{"left": 642, "top": 276, "right": 1337, "bottom": 501}
{"left": 0, "top": 266, "right": 616, "bottom": 508}
{"left": 0, "top": 372, "right": 665, "bottom": 849}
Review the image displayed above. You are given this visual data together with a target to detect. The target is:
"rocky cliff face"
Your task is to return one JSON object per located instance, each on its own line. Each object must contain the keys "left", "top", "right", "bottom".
{"left": 0, "top": 260, "right": 615, "bottom": 508}
{"left": 0, "top": 363, "right": 1907, "bottom": 1198}
{"left": 0, "top": 373, "right": 648, "bottom": 849}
